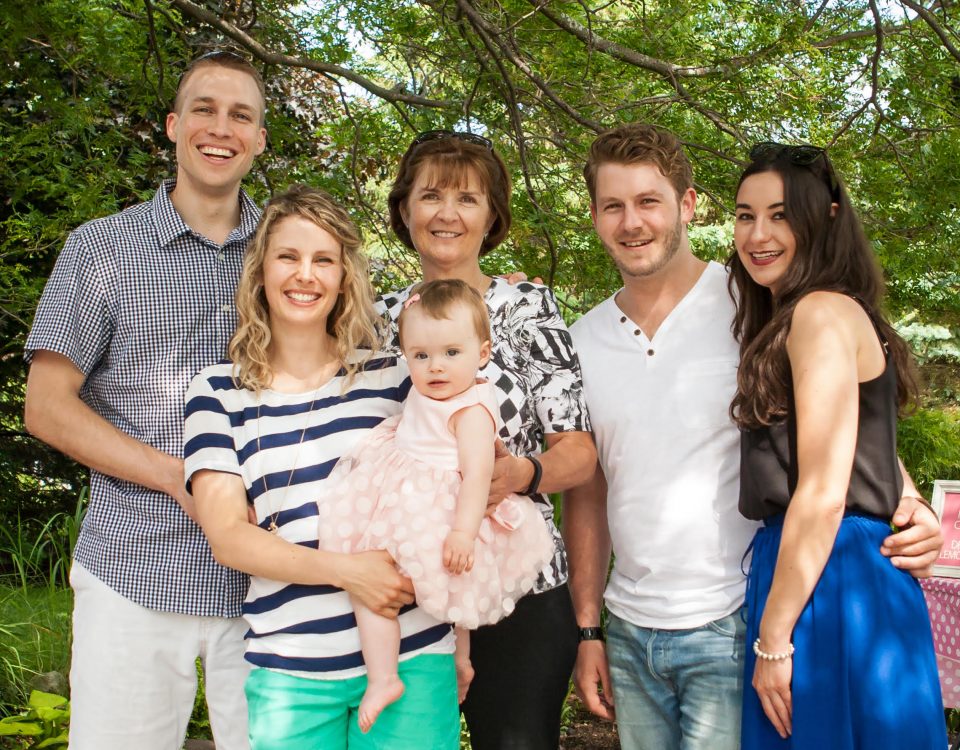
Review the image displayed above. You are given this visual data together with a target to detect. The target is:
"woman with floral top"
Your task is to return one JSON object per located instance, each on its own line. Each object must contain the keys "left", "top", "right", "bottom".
{"left": 379, "top": 130, "right": 597, "bottom": 750}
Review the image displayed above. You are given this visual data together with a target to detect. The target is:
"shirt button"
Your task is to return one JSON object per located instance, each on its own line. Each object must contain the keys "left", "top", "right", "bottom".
{"left": 221, "top": 304, "right": 232, "bottom": 312}
{"left": 647, "top": 348, "right": 655, "bottom": 356}
{"left": 216, "top": 251, "right": 224, "bottom": 261}
{"left": 620, "top": 316, "right": 627, "bottom": 323}
{"left": 634, "top": 329, "right": 641, "bottom": 336}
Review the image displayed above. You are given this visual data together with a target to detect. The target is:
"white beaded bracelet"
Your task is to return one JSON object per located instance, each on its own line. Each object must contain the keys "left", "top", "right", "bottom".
{"left": 753, "top": 638, "right": 795, "bottom": 661}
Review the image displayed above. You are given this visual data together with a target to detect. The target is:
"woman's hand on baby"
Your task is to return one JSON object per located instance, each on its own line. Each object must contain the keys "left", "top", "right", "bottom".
{"left": 339, "top": 550, "right": 415, "bottom": 618}
{"left": 443, "top": 531, "right": 475, "bottom": 575}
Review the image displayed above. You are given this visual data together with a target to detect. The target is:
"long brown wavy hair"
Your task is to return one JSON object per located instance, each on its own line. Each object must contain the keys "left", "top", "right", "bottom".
{"left": 728, "top": 147, "right": 918, "bottom": 429}
{"left": 229, "top": 184, "right": 382, "bottom": 392}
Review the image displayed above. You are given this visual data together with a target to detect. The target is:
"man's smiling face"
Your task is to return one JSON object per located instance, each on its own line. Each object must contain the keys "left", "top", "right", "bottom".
{"left": 165, "top": 64, "right": 266, "bottom": 197}
{"left": 591, "top": 161, "right": 696, "bottom": 281}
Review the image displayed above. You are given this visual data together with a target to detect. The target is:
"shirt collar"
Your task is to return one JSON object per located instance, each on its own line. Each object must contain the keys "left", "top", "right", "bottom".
{"left": 232, "top": 188, "right": 261, "bottom": 245}
{"left": 152, "top": 179, "right": 262, "bottom": 249}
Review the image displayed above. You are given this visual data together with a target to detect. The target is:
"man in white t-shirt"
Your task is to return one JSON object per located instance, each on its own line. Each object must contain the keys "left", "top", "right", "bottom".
{"left": 563, "top": 123, "right": 943, "bottom": 750}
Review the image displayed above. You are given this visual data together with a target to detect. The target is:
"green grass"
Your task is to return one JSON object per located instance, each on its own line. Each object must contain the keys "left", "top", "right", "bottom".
{"left": 0, "top": 584, "right": 72, "bottom": 717}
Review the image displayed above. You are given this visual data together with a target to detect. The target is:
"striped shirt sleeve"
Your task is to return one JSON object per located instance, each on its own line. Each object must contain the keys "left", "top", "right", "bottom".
{"left": 184, "top": 366, "right": 242, "bottom": 494}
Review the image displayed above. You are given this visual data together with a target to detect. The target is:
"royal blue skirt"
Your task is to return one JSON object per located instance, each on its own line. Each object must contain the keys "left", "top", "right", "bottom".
{"left": 742, "top": 512, "right": 946, "bottom": 749}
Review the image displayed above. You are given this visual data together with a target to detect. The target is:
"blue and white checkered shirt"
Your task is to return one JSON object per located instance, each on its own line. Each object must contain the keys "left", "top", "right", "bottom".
{"left": 25, "top": 180, "right": 260, "bottom": 617}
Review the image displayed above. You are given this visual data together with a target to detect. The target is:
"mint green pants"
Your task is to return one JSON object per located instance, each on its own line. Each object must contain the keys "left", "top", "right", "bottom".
{"left": 245, "top": 653, "right": 459, "bottom": 749}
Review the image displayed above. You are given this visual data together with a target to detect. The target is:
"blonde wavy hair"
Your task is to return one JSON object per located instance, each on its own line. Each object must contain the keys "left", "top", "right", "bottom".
{"left": 229, "top": 184, "right": 382, "bottom": 391}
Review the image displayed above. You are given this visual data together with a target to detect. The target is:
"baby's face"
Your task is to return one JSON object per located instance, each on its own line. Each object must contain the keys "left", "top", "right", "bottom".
{"left": 401, "top": 303, "right": 491, "bottom": 401}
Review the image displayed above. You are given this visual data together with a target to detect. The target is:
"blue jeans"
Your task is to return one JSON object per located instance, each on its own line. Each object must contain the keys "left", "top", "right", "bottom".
{"left": 606, "top": 609, "right": 745, "bottom": 750}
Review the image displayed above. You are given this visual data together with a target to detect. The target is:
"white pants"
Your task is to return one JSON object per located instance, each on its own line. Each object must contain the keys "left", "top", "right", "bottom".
{"left": 69, "top": 562, "right": 250, "bottom": 750}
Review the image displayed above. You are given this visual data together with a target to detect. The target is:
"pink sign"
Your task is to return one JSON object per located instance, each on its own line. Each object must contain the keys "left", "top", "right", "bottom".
{"left": 933, "top": 482, "right": 960, "bottom": 578}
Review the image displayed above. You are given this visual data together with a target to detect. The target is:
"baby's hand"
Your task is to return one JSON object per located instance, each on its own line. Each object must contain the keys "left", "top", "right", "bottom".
{"left": 443, "top": 530, "right": 476, "bottom": 575}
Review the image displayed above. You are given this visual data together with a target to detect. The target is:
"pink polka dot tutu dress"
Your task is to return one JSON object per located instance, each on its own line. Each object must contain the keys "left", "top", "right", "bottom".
{"left": 317, "top": 381, "right": 554, "bottom": 629}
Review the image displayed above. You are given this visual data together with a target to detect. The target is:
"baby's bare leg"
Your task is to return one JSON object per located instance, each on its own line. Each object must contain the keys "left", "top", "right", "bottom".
{"left": 454, "top": 627, "right": 475, "bottom": 704}
{"left": 351, "top": 596, "right": 405, "bottom": 733}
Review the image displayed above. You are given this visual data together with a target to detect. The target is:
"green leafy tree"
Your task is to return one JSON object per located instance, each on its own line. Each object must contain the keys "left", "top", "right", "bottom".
{"left": 3, "top": 0, "right": 960, "bottom": 525}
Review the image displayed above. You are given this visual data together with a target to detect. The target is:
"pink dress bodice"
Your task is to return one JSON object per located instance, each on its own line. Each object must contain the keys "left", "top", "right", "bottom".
{"left": 394, "top": 382, "right": 499, "bottom": 471}
{"left": 316, "top": 380, "right": 554, "bottom": 629}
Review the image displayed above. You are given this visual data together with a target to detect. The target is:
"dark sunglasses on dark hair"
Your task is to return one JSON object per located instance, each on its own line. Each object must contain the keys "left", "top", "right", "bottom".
{"left": 749, "top": 141, "right": 839, "bottom": 197}
{"left": 410, "top": 129, "right": 493, "bottom": 150}
{"left": 749, "top": 141, "right": 825, "bottom": 167}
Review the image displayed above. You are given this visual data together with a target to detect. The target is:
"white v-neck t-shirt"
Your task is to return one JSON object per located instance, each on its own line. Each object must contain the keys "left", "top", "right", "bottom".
{"left": 570, "top": 261, "right": 759, "bottom": 629}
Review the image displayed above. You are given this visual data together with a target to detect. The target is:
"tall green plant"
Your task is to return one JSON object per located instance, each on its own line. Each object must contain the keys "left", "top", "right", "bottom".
{"left": 0, "top": 489, "right": 86, "bottom": 590}
{"left": 899, "top": 408, "right": 960, "bottom": 497}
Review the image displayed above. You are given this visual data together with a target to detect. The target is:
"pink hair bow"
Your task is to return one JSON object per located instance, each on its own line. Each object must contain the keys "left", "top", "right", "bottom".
{"left": 403, "top": 293, "right": 421, "bottom": 310}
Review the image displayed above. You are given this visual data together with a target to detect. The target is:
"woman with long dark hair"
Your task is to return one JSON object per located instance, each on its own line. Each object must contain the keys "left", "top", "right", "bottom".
{"left": 729, "top": 144, "right": 945, "bottom": 749}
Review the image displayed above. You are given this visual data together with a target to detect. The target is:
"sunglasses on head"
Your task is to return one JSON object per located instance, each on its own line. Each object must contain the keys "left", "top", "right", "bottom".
{"left": 749, "top": 142, "right": 838, "bottom": 197}
{"left": 749, "top": 141, "right": 825, "bottom": 167}
{"left": 410, "top": 129, "right": 493, "bottom": 150}
{"left": 190, "top": 49, "right": 251, "bottom": 66}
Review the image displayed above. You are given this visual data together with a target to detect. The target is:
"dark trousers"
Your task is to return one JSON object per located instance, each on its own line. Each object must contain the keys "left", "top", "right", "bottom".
{"left": 462, "top": 583, "right": 578, "bottom": 750}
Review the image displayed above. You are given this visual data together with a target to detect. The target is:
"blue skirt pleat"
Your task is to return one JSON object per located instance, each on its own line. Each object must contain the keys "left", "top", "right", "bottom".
{"left": 741, "top": 512, "right": 946, "bottom": 750}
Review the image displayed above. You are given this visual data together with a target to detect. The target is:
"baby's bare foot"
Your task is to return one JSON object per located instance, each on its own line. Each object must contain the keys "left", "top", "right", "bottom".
{"left": 456, "top": 659, "right": 475, "bottom": 704}
{"left": 358, "top": 675, "right": 405, "bottom": 733}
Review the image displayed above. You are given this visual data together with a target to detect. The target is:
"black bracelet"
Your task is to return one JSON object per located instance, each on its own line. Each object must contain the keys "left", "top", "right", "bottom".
{"left": 524, "top": 455, "right": 543, "bottom": 496}
{"left": 578, "top": 626, "right": 605, "bottom": 642}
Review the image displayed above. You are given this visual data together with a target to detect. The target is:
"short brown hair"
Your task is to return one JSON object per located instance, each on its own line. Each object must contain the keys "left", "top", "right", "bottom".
{"left": 584, "top": 124, "right": 693, "bottom": 203}
{"left": 388, "top": 136, "right": 512, "bottom": 256}
{"left": 397, "top": 279, "right": 491, "bottom": 350}
{"left": 174, "top": 50, "right": 266, "bottom": 124}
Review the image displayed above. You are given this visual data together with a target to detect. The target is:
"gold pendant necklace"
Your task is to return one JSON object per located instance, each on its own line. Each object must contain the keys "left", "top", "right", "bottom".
{"left": 256, "top": 367, "right": 334, "bottom": 534}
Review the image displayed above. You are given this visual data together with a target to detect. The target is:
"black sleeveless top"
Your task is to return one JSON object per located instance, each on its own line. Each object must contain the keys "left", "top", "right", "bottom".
{"left": 739, "top": 305, "right": 903, "bottom": 521}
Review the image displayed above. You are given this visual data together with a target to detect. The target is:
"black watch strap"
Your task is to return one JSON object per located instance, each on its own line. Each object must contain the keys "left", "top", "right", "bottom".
{"left": 578, "top": 626, "right": 605, "bottom": 642}
{"left": 524, "top": 455, "right": 543, "bottom": 496}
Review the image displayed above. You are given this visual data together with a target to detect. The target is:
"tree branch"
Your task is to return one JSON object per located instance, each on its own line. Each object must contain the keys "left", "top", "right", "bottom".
{"left": 456, "top": 0, "right": 561, "bottom": 284}
{"left": 456, "top": 0, "right": 603, "bottom": 132}
{"left": 527, "top": 1, "right": 751, "bottom": 78}
{"left": 526, "top": 1, "right": 746, "bottom": 143}
{"left": 166, "top": 0, "right": 454, "bottom": 109}
{"left": 828, "top": 0, "right": 885, "bottom": 147}
{"left": 811, "top": 23, "right": 909, "bottom": 48}
{"left": 899, "top": 0, "right": 960, "bottom": 64}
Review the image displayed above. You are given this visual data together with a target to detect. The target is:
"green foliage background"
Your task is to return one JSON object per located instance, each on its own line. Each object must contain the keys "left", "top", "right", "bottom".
{"left": 1, "top": 0, "right": 958, "bottom": 525}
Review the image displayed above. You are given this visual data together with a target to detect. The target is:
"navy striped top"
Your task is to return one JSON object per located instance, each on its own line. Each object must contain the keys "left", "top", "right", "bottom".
{"left": 183, "top": 354, "right": 455, "bottom": 679}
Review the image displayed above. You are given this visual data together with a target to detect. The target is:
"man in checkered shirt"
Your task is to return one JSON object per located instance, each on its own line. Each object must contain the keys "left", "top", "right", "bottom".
{"left": 23, "top": 52, "right": 266, "bottom": 750}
